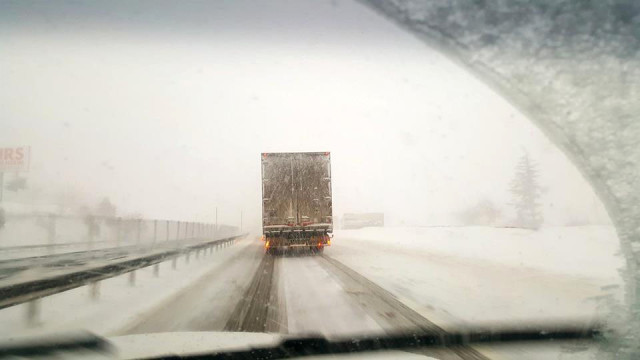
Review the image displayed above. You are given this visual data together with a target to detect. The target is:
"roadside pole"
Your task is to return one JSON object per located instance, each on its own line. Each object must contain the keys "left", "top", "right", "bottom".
{"left": 0, "top": 146, "right": 32, "bottom": 203}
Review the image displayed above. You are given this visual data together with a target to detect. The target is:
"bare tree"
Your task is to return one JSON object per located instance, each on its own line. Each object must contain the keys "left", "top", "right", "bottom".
{"left": 510, "top": 152, "right": 543, "bottom": 230}
{"left": 95, "top": 197, "right": 117, "bottom": 217}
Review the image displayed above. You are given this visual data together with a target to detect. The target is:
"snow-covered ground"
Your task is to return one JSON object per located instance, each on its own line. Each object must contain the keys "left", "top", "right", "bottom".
{"left": 316, "top": 225, "right": 624, "bottom": 359}
{"left": 0, "top": 226, "right": 622, "bottom": 358}
{"left": 280, "top": 256, "right": 382, "bottom": 336}
{"left": 273, "top": 225, "right": 621, "bottom": 359}
{"left": 327, "top": 226, "right": 624, "bottom": 326}
{"left": 334, "top": 226, "right": 623, "bottom": 281}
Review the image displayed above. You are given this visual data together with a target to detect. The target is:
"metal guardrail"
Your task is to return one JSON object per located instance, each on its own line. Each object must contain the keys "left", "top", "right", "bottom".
{"left": 0, "top": 240, "right": 115, "bottom": 253}
{"left": 0, "top": 213, "right": 240, "bottom": 252}
{"left": 0, "top": 233, "right": 247, "bottom": 310}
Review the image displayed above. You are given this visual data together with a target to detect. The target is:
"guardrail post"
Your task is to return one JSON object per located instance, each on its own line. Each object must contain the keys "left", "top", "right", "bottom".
{"left": 153, "top": 220, "right": 157, "bottom": 246}
{"left": 89, "top": 282, "right": 100, "bottom": 301}
{"left": 176, "top": 221, "right": 180, "bottom": 241}
{"left": 184, "top": 222, "right": 188, "bottom": 239}
{"left": 47, "top": 214, "right": 56, "bottom": 253}
{"left": 25, "top": 299, "right": 41, "bottom": 327}
{"left": 129, "top": 271, "right": 136, "bottom": 286}
{"left": 153, "top": 263, "right": 159, "bottom": 277}
{"left": 86, "top": 215, "right": 95, "bottom": 250}
{"left": 116, "top": 217, "right": 122, "bottom": 246}
{"left": 191, "top": 223, "right": 195, "bottom": 239}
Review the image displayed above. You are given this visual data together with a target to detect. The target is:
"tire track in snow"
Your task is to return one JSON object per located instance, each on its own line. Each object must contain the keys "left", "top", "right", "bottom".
{"left": 224, "top": 253, "right": 281, "bottom": 332}
{"left": 319, "top": 255, "right": 490, "bottom": 360}
{"left": 119, "top": 238, "right": 262, "bottom": 334}
{"left": 221, "top": 250, "right": 489, "bottom": 358}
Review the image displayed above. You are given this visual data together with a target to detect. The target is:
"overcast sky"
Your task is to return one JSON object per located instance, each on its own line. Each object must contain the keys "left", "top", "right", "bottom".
{"left": 0, "top": 0, "right": 610, "bottom": 231}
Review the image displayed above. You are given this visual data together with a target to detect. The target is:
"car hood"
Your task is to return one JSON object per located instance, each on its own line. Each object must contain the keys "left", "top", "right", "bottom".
{"left": 108, "top": 331, "right": 281, "bottom": 359}
{"left": 107, "top": 331, "right": 432, "bottom": 359}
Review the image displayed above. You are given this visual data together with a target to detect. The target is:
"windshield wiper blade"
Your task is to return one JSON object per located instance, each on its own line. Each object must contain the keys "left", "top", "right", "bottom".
{"left": 144, "top": 324, "right": 602, "bottom": 359}
{"left": 0, "top": 332, "right": 112, "bottom": 358}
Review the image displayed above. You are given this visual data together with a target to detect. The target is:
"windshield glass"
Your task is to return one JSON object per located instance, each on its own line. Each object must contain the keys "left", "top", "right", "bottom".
{"left": 0, "top": 1, "right": 634, "bottom": 359}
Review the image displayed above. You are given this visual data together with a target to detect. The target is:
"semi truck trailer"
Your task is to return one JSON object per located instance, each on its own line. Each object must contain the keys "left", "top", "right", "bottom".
{"left": 261, "top": 152, "right": 332, "bottom": 254}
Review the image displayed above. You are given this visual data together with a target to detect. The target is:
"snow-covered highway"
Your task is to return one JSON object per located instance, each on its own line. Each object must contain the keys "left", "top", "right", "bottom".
{"left": 111, "top": 226, "right": 620, "bottom": 359}
{"left": 0, "top": 226, "right": 621, "bottom": 359}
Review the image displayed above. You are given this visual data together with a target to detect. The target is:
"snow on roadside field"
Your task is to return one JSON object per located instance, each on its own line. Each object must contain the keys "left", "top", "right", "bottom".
{"left": 326, "top": 226, "right": 624, "bottom": 327}
{"left": 334, "top": 226, "right": 623, "bottom": 281}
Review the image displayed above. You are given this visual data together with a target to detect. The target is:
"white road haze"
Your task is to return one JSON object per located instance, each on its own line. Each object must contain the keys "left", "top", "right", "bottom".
{"left": 0, "top": 0, "right": 609, "bottom": 231}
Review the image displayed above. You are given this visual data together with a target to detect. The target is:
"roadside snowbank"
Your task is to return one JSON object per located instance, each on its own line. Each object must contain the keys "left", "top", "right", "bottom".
{"left": 334, "top": 226, "right": 623, "bottom": 281}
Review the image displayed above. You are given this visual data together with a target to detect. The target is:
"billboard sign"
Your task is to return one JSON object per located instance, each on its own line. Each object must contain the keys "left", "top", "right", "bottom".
{"left": 0, "top": 146, "right": 31, "bottom": 172}
{"left": 342, "top": 213, "right": 384, "bottom": 229}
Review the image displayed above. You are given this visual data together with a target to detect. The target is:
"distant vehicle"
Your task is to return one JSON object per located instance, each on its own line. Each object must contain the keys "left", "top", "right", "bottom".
{"left": 261, "top": 152, "right": 332, "bottom": 254}
{"left": 342, "top": 213, "right": 384, "bottom": 229}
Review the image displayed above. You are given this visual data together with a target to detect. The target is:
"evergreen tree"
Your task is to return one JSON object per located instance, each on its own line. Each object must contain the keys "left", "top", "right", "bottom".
{"left": 510, "top": 152, "right": 543, "bottom": 230}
